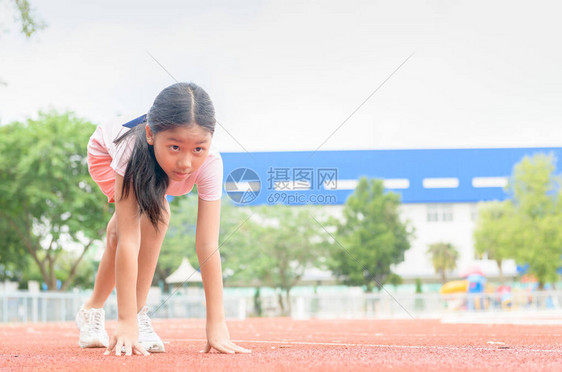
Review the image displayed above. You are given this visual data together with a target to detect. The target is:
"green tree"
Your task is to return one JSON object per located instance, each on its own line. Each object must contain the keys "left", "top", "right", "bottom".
{"left": 0, "top": 111, "right": 112, "bottom": 290}
{"left": 223, "top": 204, "right": 328, "bottom": 315}
{"left": 160, "top": 200, "right": 327, "bottom": 315}
{"left": 328, "top": 177, "right": 413, "bottom": 292}
{"left": 472, "top": 153, "right": 562, "bottom": 289}
{"left": 473, "top": 201, "right": 516, "bottom": 284}
{"left": 157, "top": 193, "right": 249, "bottom": 292}
{"left": 507, "top": 153, "right": 562, "bottom": 289}
{"left": 0, "top": 216, "right": 28, "bottom": 282}
{"left": 426, "top": 242, "right": 459, "bottom": 284}
{"left": 1, "top": 0, "right": 46, "bottom": 38}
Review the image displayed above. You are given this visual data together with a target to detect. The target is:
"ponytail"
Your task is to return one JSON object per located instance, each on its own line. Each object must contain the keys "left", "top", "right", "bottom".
{"left": 115, "top": 123, "right": 169, "bottom": 229}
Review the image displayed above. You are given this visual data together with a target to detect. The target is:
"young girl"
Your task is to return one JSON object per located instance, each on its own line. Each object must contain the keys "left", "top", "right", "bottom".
{"left": 76, "top": 82, "right": 251, "bottom": 356}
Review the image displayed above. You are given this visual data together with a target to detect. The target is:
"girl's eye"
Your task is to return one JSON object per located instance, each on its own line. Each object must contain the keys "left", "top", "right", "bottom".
{"left": 194, "top": 147, "right": 204, "bottom": 153}
{"left": 170, "top": 145, "right": 180, "bottom": 151}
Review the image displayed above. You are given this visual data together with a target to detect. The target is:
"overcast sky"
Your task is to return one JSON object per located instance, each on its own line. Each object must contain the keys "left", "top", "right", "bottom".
{"left": 1, "top": 0, "right": 561, "bottom": 153}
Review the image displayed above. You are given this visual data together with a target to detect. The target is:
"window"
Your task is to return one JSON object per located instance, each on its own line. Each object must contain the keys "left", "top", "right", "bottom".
{"left": 426, "top": 204, "right": 454, "bottom": 222}
{"left": 441, "top": 205, "right": 453, "bottom": 221}
{"left": 427, "top": 205, "right": 439, "bottom": 222}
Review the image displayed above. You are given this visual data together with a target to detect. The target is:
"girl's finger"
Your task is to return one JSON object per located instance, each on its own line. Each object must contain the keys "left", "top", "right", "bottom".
{"left": 200, "top": 341, "right": 211, "bottom": 353}
{"left": 133, "top": 342, "right": 150, "bottom": 356}
{"left": 214, "top": 343, "right": 235, "bottom": 354}
{"left": 228, "top": 342, "right": 251, "bottom": 353}
{"left": 115, "top": 340, "right": 124, "bottom": 356}
{"left": 105, "top": 338, "right": 116, "bottom": 355}
{"left": 125, "top": 342, "right": 132, "bottom": 356}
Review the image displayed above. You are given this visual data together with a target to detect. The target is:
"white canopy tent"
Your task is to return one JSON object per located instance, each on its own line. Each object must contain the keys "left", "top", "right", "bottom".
{"left": 165, "top": 257, "right": 203, "bottom": 284}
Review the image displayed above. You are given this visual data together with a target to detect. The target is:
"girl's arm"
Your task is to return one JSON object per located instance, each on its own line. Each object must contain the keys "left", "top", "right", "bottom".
{"left": 105, "top": 174, "right": 149, "bottom": 356}
{"left": 195, "top": 197, "right": 251, "bottom": 354}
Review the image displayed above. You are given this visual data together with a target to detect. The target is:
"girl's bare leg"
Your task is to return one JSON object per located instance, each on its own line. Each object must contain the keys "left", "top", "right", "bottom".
{"left": 84, "top": 213, "right": 118, "bottom": 309}
{"left": 136, "top": 199, "right": 170, "bottom": 312}
{"left": 83, "top": 199, "right": 169, "bottom": 311}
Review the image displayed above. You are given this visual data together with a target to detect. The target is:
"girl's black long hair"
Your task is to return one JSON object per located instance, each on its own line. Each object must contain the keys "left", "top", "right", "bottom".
{"left": 114, "top": 82, "right": 216, "bottom": 229}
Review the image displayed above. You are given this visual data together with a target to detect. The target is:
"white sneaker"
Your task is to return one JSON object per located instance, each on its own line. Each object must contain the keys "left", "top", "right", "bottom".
{"left": 76, "top": 306, "right": 109, "bottom": 348}
{"left": 138, "top": 306, "right": 165, "bottom": 353}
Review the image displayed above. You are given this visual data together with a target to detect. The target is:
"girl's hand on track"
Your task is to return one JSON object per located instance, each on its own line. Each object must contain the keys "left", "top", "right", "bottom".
{"left": 201, "top": 320, "right": 252, "bottom": 354}
{"left": 104, "top": 321, "right": 150, "bottom": 356}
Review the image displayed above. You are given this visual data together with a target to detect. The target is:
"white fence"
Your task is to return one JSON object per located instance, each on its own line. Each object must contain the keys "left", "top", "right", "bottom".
{"left": 0, "top": 291, "right": 247, "bottom": 322}
{"left": 289, "top": 290, "right": 562, "bottom": 319}
{"left": 0, "top": 290, "right": 561, "bottom": 323}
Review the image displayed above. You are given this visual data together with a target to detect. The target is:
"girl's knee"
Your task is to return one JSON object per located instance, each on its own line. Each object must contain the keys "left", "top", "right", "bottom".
{"left": 106, "top": 218, "right": 118, "bottom": 253}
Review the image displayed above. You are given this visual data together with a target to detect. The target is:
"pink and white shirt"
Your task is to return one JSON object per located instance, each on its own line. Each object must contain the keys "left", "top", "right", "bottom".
{"left": 87, "top": 115, "right": 223, "bottom": 201}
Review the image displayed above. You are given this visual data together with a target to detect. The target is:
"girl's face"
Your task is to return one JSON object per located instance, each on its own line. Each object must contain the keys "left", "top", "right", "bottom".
{"left": 146, "top": 124, "right": 212, "bottom": 182}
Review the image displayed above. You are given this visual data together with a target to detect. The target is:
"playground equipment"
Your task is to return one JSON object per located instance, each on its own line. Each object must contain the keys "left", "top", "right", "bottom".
{"left": 440, "top": 267, "right": 488, "bottom": 311}
{"left": 439, "top": 280, "right": 468, "bottom": 294}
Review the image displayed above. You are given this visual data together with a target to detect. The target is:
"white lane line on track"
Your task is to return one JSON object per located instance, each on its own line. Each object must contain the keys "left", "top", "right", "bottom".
{"left": 167, "top": 339, "right": 562, "bottom": 353}
{"left": 441, "top": 319, "right": 562, "bottom": 325}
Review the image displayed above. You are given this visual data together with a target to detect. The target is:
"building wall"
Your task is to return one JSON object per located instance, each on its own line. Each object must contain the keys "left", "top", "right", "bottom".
{"left": 321, "top": 202, "right": 518, "bottom": 282}
{"left": 401, "top": 202, "right": 519, "bottom": 281}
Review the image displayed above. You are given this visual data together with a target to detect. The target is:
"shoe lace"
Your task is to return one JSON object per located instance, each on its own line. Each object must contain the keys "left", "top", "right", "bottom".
{"left": 138, "top": 310, "right": 153, "bottom": 334}
{"left": 90, "top": 310, "right": 104, "bottom": 334}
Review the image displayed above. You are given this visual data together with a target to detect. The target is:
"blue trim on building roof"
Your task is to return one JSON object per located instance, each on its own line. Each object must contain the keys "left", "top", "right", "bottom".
{"left": 220, "top": 147, "right": 562, "bottom": 206}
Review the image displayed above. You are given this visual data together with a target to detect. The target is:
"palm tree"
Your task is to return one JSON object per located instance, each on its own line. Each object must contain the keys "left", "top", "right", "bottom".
{"left": 427, "top": 242, "right": 459, "bottom": 284}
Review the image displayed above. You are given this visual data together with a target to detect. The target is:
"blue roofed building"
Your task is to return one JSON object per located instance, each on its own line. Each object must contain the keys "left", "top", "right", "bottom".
{"left": 220, "top": 147, "right": 562, "bottom": 282}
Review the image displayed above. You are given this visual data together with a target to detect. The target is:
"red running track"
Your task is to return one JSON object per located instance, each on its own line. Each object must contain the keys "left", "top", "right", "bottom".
{"left": 1, "top": 318, "right": 561, "bottom": 371}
